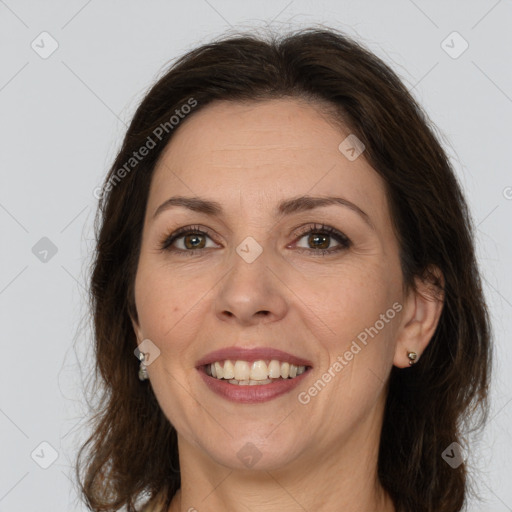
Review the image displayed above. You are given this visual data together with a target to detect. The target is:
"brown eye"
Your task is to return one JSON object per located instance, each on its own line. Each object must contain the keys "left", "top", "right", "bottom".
{"left": 306, "top": 233, "right": 330, "bottom": 250}
{"left": 293, "top": 223, "right": 351, "bottom": 256}
{"left": 182, "top": 233, "right": 207, "bottom": 250}
{"left": 159, "top": 225, "right": 217, "bottom": 254}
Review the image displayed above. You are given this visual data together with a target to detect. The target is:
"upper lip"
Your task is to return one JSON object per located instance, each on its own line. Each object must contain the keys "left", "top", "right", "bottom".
{"left": 196, "top": 346, "right": 313, "bottom": 368}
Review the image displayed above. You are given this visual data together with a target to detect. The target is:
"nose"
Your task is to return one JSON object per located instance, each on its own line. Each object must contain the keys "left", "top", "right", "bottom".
{"left": 214, "top": 246, "right": 288, "bottom": 327}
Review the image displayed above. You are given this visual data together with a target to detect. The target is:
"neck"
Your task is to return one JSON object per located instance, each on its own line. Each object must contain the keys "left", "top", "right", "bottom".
{"left": 167, "top": 399, "right": 395, "bottom": 512}
{"left": 170, "top": 470, "right": 394, "bottom": 512}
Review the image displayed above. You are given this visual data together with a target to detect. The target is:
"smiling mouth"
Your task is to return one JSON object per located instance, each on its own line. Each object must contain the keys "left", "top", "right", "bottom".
{"left": 203, "top": 359, "right": 312, "bottom": 385}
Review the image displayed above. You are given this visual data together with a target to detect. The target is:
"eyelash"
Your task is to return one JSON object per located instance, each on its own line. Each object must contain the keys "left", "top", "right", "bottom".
{"left": 158, "top": 223, "right": 351, "bottom": 257}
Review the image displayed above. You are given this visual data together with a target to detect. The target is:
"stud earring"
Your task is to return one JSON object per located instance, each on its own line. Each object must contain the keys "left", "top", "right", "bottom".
{"left": 138, "top": 352, "right": 149, "bottom": 381}
{"left": 407, "top": 351, "right": 418, "bottom": 366}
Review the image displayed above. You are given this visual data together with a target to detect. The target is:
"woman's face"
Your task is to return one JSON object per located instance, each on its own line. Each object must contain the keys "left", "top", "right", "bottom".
{"left": 132, "top": 98, "right": 410, "bottom": 472}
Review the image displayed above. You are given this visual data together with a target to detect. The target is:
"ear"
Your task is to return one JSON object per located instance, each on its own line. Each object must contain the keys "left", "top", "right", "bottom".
{"left": 393, "top": 265, "right": 445, "bottom": 368}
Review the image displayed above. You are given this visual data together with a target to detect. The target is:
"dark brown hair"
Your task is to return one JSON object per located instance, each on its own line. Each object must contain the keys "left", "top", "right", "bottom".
{"left": 76, "top": 27, "right": 492, "bottom": 512}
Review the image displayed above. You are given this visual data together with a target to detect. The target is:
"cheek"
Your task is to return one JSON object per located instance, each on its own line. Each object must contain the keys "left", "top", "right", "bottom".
{"left": 136, "top": 256, "right": 190, "bottom": 314}
{"left": 296, "top": 262, "right": 401, "bottom": 391}
{"left": 134, "top": 262, "right": 185, "bottom": 344}
{"left": 307, "top": 262, "right": 398, "bottom": 331}
{"left": 133, "top": 258, "right": 218, "bottom": 364}
{"left": 299, "top": 268, "right": 399, "bottom": 414}
{"left": 133, "top": 264, "right": 208, "bottom": 430}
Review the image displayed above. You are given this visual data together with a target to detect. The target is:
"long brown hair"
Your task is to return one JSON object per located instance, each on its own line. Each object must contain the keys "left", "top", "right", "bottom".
{"left": 76, "top": 27, "right": 493, "bottom": 512}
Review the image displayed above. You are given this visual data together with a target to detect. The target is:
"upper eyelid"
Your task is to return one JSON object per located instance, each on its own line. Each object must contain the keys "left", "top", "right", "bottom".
{"left": 161, "top": 223, "right": 350, "bottom": 249}
{"left": 166, "top": 223, "right": 345, "bottom": 238}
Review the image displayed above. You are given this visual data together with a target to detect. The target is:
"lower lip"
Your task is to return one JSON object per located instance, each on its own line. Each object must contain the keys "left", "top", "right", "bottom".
{"left": 197, "top": 367, "right": 311, "bottom": 403}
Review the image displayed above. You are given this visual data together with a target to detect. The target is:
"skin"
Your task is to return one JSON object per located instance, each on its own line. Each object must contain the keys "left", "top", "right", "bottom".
{"left": 131, "top": 98, "right": 444, "bottom": 512}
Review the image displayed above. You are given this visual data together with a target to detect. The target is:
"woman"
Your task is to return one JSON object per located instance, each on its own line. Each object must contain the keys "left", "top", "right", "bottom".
{"left": 76, "top": 27, "right": 492, "bottom": 512}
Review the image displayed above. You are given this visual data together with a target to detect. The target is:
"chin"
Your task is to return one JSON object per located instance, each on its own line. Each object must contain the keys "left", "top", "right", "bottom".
{"left": 204, "top": 436, "right": 304, "bottom": 472}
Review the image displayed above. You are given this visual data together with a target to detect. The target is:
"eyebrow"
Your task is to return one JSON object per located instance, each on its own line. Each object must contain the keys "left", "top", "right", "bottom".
{"left": 152, "top": 195, "right": 374, "bottom": 229}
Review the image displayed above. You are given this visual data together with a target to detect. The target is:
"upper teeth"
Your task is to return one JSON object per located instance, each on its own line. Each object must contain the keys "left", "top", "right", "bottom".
{"left": 206, "top": 360, "right": 307, "bottom": 381}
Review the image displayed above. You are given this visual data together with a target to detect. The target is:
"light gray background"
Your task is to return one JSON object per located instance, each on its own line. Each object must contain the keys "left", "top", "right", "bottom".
{"left": 1, "top": 1, "right": 511, "bottom": 510}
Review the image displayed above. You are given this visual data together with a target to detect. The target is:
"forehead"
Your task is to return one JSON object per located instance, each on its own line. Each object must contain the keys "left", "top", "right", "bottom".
{"left": 148, "top": 98, "right": 388, "bottom": 224}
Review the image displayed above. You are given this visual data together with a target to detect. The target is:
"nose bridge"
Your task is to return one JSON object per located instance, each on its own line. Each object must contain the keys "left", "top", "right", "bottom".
{"left": 214, "top": 234, "right": 288, "bottom": 324}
